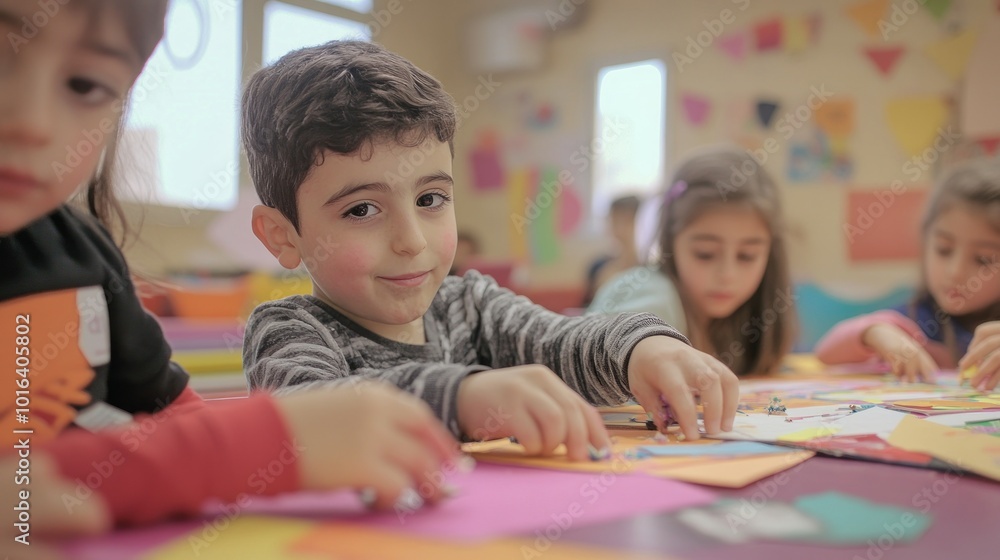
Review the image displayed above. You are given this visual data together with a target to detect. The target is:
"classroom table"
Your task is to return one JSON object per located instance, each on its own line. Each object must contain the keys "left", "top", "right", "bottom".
{"left": 62, "top": 360, "right": 1000, "bottom": 559}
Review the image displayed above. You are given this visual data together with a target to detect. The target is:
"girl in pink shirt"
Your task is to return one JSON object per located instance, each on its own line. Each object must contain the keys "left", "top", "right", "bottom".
{"left": 816, "top": 159, "right": 1000, "bottom": 391}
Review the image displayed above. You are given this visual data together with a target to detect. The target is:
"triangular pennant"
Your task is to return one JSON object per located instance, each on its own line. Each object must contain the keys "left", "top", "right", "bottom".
{"left": 717, "top": 31, "right": 748, "bottom": 62}
{"left": 925, "top": 30, "right": 978, "bottom": 80}
{"left": 845, "top": 0, "right": 890, "bottom": 38}
{"left": 681, "top": 93, "right": 711, "bottom": 127}
{"left": 980, "top": 137, "right": 1000, "bottom": 156}
{"left": 754, "top": 18, "right": 783, "bottom": 51}
{"left": 923, "top": 0, "right": 952, "bottom": 20}
{"left": 756, "top": 100, "right": 780, "bottom": 128}
{"left": 885, "top": 97, "right": 949, "bottom": 157}
{"left": 864, "top": 46, "right": 905, "bottom": 77}
{"left": 784, "top": 16, "right": 810, "bottom": 53}
{"left": 815, "top": 98, "right": 856, "bottom": 138}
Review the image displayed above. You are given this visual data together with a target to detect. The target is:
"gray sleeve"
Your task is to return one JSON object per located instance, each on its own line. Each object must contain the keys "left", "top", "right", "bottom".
{"left": 462, "top": 272, "right": 690, "bottom": 406}
{"left": 587, "top": 267, "right": 689, "bottom": 334}
{"left": 242, "top": 303, "right": 487, "bottom": 436}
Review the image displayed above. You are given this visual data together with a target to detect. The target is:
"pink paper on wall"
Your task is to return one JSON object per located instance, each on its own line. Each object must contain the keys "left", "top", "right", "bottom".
{"left": 717, "top": 31, "right": 748, "bottom": 62}
{"left": 224, "top": 463, "right": 715, "bottom": 541}
{"left": 470, "top": 131, "right": 505, "bottom": 191}
{"left": 845, "top": 189, "right": 927, "bottom": 261}
{"left": 681, "top": 93, "right": 711, "bottom": 127}
{"left": 557, "top": 183, "right": 583, "bottom": 236}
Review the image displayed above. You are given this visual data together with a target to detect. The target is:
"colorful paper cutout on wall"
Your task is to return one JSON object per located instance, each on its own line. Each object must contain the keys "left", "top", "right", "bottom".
{"left": 923, "top": 0, "right": 952, "bottom": 20}
{"left": 864, "top": 46, "right": 905, "bottom": 77}
{"left": 787, "top": 129, "right": 853, "bottom": 183}
{"left": 470, "top": 131, "right": 505, "bottom": 191}
{"left": 717, "top": 31, "right": 748, "bottom": 62}
{"left": 844, "top": 188, "right": 927, "bottom": 261}
{"left": 924, "top": 30, "right": 978, "bottom": 80}
{"left": 845, "top": 0, "right": 890, "bottom": 38}
{"left": 814, "top": 98, "right": 856, "bottom": 138}
{"left": 980, "top": 137, "right": 1000, "bottom": 156}
{"left": 783, "top": 13, "right": 821, "bottom": 54}
{"left": 525, "top": 100, "right": 557, "bottom": 129}
{"left": 531, "top": 167, "right": 560, "bottom": 264}
{"left": 885, "top": 96, "right": 949, "bottom": 157}
{"left": 557, "top": 182, "right": 583, "bottom": 236}
{"left": 754, "top": 18, "right": 783, "bottom": 51}
{"left": 506, "top": 167, "right": 532, "bottom": 261}
{"left": 681, "top": 93, "right": 712, "bottom": 127}
{"left": 756, "top": 100, "right": 780, "bottom": 128}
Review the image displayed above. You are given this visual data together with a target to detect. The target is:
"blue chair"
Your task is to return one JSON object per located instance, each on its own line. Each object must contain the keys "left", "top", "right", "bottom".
{"left": 793, "top": 282, "right": 913, "bottom": 352}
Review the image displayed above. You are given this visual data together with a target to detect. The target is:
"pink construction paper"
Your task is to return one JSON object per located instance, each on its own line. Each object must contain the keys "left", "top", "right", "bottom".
{"left": 717, "top": 31, "right": 748, "bottom": 62}
{"left": 557, "top": 184, "right": 583, "bottom": 236}
{"left": 61, "top": 521, "right": 200, "bottom": 560}
{"left": 220, "top": 462, "right": 715, "bottom": 541}
{"left": 681, "top": 93, "right": 711, "bottom": 126}
{"left": 470, "top": 148, "right": 505, "bottom": 191}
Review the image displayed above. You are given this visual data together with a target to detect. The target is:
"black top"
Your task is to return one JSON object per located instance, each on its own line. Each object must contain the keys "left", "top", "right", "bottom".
{"left": 0, "top": 206, "right": 187, "bottom": 433}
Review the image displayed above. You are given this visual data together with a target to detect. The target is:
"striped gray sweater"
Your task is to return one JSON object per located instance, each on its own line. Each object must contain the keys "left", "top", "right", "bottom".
{"left": 243, "top": 270, "right": 687, "bottom": 436}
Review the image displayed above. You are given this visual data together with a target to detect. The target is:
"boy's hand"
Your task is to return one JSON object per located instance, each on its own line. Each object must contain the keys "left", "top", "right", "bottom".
{"left": 275, "top": 382, "right": 459, "bottom": 510}
{"left": 457, "top": 366, "right": 612, "bottom": 461}
{"left": 626, "top": 336, "right": 739, "bottom": 439}
{"left": 862, "top": 323, "right": 936, "bottom": 383}
{"left": 959, "top": 321, "right": 1000, "bottom": 390}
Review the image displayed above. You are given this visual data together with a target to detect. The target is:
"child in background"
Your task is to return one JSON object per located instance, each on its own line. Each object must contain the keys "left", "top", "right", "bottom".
{"left": 588, "top": 146, "right": 797, "bottom": 376}
{"left": 448, "top": 231, "right": 480, "bottom": 275}
{"left": 241, "top": 40, "right": 739, "bottom": 453}
{"left": 582, "top": 195, "right": 642, "bottom": 307}
{"left": 817, "top": 159, "right": 1000, "bottom": 390}
{"left": 0, "top": 0, "right": 456, "bottom": 536}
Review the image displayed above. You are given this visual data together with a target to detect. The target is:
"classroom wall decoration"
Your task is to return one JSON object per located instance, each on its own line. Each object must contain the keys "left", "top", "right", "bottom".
{"left": 862, "top": 46, "right": 905, "bottom": 77}
{"left": 885, "top": 96, "right": 949, "bottom": 157}
{"left": 845, "top": 189, "right": 927, "bottom": 261}
{"left": 716, "top": 30, "right": 748, "bottom": 62}
{"left": 844, "top": 0, "right": 890, "bottom": 38}
{"left": 681, "top": 92, "right": 712, "bottom": 127}
{"left": 923, "top": 30, "right": 978, "bottom": 81}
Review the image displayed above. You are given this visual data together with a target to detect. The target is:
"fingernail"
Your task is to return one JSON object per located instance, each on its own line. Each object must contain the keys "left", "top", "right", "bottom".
{"left": 442, "top": 483, "right": 459, "bottom": 498}
{"left": 652, "top": 432, "right": 669, "bottom": 443}
{"left": 455, "top": 455, "right": 476, "bottom": 473}
{"left": 587, "top": 444, "right": 611, "bottom": 461}
{"left": 395, "top": 488, "right": 424, "bottom": 511}
{"left": 676, "top": 433, "right": 686, "bottom": 441}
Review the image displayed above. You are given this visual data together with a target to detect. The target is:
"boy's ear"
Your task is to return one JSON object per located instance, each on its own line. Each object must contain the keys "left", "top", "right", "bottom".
{"left": 251, "top": 205, "right": 302, "bottom": 270}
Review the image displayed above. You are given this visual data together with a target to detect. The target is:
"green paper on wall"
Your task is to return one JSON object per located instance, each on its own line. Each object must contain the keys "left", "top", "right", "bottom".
{"left": 531, "top": 167, "right": 560, "bottom": 265}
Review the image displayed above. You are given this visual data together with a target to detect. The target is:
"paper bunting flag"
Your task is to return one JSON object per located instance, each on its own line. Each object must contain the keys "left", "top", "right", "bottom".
{"left": 717, "top": 31, "right": 748, "bottom": 62}
{"left": 864, "top": 46, "right": 905, "bottom": 77}
{"left": 756, "top": 100, "right": 780, "bottom": 128}
{"left": 681, "top": 93, "right": 712, "bottom": 127}
{"left": 754, "top": 18, "right": 782, "bottom": 51}
{"left": 980, "top": 137, "right": 1000, "bottom": 156}
{"left": 925, "top": 30, "right": 978, "bottom": 80}
{"left": 815, "top": 98, "right": 856, "bottom": 138}
{"left": 885, "top": 97, "right": 949, "bottom": 157}
{"left": 845, "top": 0, "right": 890, "bottom": 38}
{"left": 923, "top": 0, "right": 952, "bottom": 20}
{"left": 784, "top": 16, "right": 810, "bottom": 53}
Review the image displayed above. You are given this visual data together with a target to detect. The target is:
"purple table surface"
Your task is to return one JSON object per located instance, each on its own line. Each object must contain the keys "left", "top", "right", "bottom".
{"left": 558, "top": 456, "right": 1000, "bottom": 560}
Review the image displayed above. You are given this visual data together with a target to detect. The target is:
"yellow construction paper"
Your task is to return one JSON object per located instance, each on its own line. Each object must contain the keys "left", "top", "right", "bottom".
{"left": 885, "top": 97, "right": 949, "bottom": 157}
{"left": 779, "top": 427, "right": 841, "bottom": 442}
{"left": 845, "top": 0, "right": 890, "bottom": 37}
{"left": 925, "top": 30, "right": 978, "bottom": 81}
{"left": 144, "top": 517, "right": 322, "bottom": 560}
{"left": 645, "top": 451, "right": 815, "bottom": 488}
{"left": 292, "top": 524, "right": 672, "bottom": 560}
{"left": 961, "top": 365, "right": 978, "bottom": 384}
{"left": 506, "top": 168, "right": 531, "bottom": 261}
{"left": 783, "top": 16, "right": 810, "bottom": 53}
{"left": 888, "top": 415, "right": 1000, "bottom": 482}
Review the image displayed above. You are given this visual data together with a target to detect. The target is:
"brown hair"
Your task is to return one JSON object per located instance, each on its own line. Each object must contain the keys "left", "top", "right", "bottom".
{"left": 78, "top": 0, "right": 170, "bottom": 243}
{"left": 657, "top": 145, "right": 796, "bottom": 375}
{"left": 240, "top": 40, "right": 458, "bottom": 231}
{"left": 912, "top": 158, "right": 1000, "bottom": 360}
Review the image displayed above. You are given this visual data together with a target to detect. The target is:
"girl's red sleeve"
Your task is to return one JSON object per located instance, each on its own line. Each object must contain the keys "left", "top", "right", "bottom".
{"left": 42, "top": 393, "right": 301, "bottom": 526}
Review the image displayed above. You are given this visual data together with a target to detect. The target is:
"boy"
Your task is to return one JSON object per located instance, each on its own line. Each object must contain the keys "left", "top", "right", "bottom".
{"left": 240, "top": 41, "right": 738, "bottom": 459}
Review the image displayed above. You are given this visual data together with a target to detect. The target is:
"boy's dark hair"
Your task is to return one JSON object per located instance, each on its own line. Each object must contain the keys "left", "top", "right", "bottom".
{"left": 241, "top": 40, "right": 457, "bottom": 231}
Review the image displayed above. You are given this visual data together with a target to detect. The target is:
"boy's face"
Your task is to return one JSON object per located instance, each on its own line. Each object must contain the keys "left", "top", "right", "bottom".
{"left": 291, "top": 140, "right": 457, "bottom": 339}
{"left": 0, "top": 1, "right": 140, "bottom": 234}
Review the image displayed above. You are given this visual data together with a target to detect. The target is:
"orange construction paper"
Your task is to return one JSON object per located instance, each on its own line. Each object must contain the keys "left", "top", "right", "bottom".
{"left": 845, "top": 0, "right": 890, "bottom": 37}
{"left": 291, "top": 524, "right": 673, "bottom": 560}
{"left": 645, "top": 451, "right": 815, "bottom": 488}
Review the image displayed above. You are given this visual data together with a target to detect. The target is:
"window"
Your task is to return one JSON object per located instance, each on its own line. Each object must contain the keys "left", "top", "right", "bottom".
{"left": 591, "top": 59, "right": 666, "bottom": 220}
{"left": 119, "top": 0, "right": 372, "bottom": 212}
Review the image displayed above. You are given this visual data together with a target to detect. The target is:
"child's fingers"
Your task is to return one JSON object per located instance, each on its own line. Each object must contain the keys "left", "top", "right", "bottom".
{"left": 525, "top": 390, "right": 568, "bottom": 456}
{"left": 959, "top": 336, "right": 1000, "bottom": 370}
{"left": 716, "top": 365, "right": 740, "bottom": 432}
{"left": 581, "top": 402, "right": 613, "bottom": 455}
{"left": 362, "top": 465, "right": 417, "bottom": 510}
{"left": 397, "top": 399, "right": 459, "bottom": 465}
{"left": 971, "top": 352, "right": 1000, "bottom": 389}
{"left": 556, "top": 401, "right": 590, "bottom": 462}
{"left": 645, "top": 377, "right": 699, "bottom": 440}
{"left": 696, "top": 369, "right": 724, "bottom": 435}
{"left": 507, "top": 409, "right": 545, "bottom": 455}
{"left": 917, "top": 352, "right": 937, "bottom": 384}
{"left": 385, "top": 437, "right": 449, "bottom": 504}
